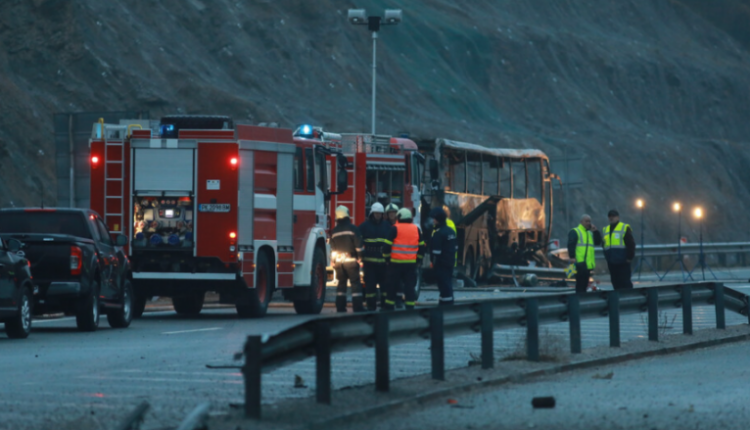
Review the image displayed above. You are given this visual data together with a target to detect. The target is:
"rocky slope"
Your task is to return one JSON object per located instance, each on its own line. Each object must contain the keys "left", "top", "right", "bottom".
{"left": 1, "top": 0, "right": 749, "bottom": 243}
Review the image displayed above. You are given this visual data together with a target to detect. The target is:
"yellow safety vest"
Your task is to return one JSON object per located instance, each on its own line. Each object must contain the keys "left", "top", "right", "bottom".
{"left": 603, "top": 222, "right": 630, "bottom": 264}
{"left": 574, "top": 224, "right": 595, "bottom": 270}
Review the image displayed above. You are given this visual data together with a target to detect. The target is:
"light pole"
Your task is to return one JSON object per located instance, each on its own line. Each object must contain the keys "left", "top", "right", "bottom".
{"left": 687, "top": 207, "right": 717, "bottom": 281}
{"left": 348, "top": 8, "right": 403, "bottom": 135}
{"left": 632, "top": 199, "right": 658, "bottom": 280}
{"left": 660, "top": 202, "right": 691, "bottom": 282}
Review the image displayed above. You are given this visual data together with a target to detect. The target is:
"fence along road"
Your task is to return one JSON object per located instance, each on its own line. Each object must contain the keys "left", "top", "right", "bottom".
{"left": 226, "top": 281, "right": 750, "bottom": 418}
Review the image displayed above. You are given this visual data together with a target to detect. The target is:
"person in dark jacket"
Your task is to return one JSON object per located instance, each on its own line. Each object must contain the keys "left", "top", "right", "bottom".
{"left": 568, "top": 214, "right": 602, "bottom": 294}
{"left": 358, "top": 203, "right": 390, "bottom": 311}
{"left": 382, "top": 208, "right": 426, "bottom": 310}
{"left": 602, "top": 209, "right": 636, "bottom": 290}
{"left": 429, "top": 207, "right": 457, "bottom": 305}
{"left": 330, "top": 205, "right": 365, "bottom": 313}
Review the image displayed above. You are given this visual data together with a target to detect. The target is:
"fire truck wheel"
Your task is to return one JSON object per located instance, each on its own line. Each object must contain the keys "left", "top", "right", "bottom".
{"left": 293, "top": 247, "right": 326, "bottom": 315}
{"left": 132, "top": 292, "right": 147, "bottom": 319}
{"left": 172, "top": 293, "right": 205, "bottom": 316}
{"left": 236, "top": 251, "right": 273, "bottom": 318}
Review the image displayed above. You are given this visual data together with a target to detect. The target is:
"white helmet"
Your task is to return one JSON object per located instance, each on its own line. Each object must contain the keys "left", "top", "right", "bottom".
{"left": 335, "top": 205, "right": 350, "bottom": 220}
{"left": 370, "top": 203, "right": 385, "bottom": 214}
{"left": 385, "top": 203, "right": 399, "bottom": 213}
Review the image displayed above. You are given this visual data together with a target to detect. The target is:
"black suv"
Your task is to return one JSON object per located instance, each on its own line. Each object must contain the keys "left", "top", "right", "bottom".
{"left": 0, "top": 238, "right": 34, "bottom": 338}
{"left": 0, "top": 208, "right": 133, "bottom": 332}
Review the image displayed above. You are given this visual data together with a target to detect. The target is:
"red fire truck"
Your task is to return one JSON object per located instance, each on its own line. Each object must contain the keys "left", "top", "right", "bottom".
{"left": 292, "top": 126, "right": 425, "bottom": 227}
{"left": 89, "top": 116, "right": 347, "bottom": 318}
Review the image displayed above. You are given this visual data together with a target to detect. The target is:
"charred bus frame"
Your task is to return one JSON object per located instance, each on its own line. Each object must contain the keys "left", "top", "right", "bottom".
{"left": 418, "top": 138, "right": 557, "bottom": 281}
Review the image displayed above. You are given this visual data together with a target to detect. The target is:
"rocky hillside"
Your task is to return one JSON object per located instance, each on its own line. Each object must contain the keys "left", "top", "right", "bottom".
{"left": 1, "top": 0, "right": 750, "bottom": 243}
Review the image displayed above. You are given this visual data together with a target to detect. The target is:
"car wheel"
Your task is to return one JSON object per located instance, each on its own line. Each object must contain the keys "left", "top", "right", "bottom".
{"left": 107, "top": 281, "right": 133, "bottom": 329}
{"left": 5, "top": 286, "right": 32, "bottom": 339}
{"left": 76, "top": 280, "right": 100, "bottom": 332}
{"left": 172, "top": 292, "right": 205, "bottom": 316}
{"left": 237, "top": 251, "right": 274, "bottom": 318}
{"left": 293, "top": 247, "right": 326, "bottom": 315}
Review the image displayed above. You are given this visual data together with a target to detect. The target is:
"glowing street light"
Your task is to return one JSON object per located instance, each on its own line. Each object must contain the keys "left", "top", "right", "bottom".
{"left": 693, "top": 207, "right": 703, "bottom": 219}
{"left": 632, "top": 198, "right": 657, "bottom": 280}
{"left": 661, "top": 201, "right": 689, "bottom": 281}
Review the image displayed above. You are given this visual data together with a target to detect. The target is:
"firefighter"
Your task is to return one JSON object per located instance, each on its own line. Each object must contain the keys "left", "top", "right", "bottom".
{"left": 385, "top": 203, "right": 399, "bottom": 226}
{"left": 430, "top": 207, "right": 457, "bottom": 305}
{"left": 441, "top": 205, "right": 458, "bottom": 268}
{"left": 568, "top": 214, "right": 602, "bottom": 294}
{"left": 330, "top": 205, "right": 365, "bottom": 313}
{"left": 359, "top": 203, "right": 389, "bottom": 311}
{"left": 382, "top": 208, "right": 425, "bottom": 310}
{"left": 602, "top": 209, "right": 636, "bottom": 290}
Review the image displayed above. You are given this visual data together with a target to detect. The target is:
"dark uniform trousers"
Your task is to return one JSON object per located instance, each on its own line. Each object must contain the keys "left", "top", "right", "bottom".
{"left": 363, "top": 262, "right": 387, "bottom": 311}
{"left": 335, "top": 261, "right": 364, "bottom": 312}
{"left": 608, "top": 262, "right": 634, "bottom": 290}
{"left": 434, "top": 265, "right": 454, "bottom": 305}
{"left": 385, "top": 263, "right": 417, "bottom": 310}
{"left": 575, "top": 263, "right": 591, "bottom": 294}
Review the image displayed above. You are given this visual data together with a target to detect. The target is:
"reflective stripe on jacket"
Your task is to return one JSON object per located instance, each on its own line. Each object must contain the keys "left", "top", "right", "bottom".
{"left": 574, "top": 224, "right": 596, "bottom": 270}
{"left": 603, "top": 222, "right": 631, "bottom": 264}
{"left": 384, "top": 222, "right": 425, "bottom": 264}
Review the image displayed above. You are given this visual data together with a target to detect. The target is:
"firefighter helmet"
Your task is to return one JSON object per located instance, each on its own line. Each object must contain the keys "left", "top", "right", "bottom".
{"left": 385, "top": 203, "right": 399, "bottom": 213}
{"left": 397, "top": 208, "right": 413, "bottom": 221}
{"left": 335, "top": 205, "right": 350, "bottom": 220}
{"left": 370, "top": 202, "right": 385, "bottom": 214}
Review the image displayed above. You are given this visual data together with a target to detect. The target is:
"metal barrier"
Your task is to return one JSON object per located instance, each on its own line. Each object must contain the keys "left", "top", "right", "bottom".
{"left": 230, "top": 282, "right": 749, "bottom": 419}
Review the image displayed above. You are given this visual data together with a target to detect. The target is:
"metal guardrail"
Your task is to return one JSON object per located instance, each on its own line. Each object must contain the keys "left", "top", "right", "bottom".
{"left": 226, "top": 282, "right": 750, "bottom": 419}
{"left": 594, "top": 242, "right": 750, "bottom": 259}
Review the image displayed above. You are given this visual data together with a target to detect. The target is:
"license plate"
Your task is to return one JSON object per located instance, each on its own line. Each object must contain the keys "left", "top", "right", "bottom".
{"left": 198, "top": 204, "right": 231, "bottom": 213}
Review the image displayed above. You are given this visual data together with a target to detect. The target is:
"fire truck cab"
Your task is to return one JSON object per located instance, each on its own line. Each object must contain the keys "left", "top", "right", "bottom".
{"left": 89, "top": 116, "right": 345, "bottom": 318}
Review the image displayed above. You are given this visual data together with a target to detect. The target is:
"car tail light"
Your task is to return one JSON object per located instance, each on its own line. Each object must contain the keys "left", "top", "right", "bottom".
{"left": 70, "top": 246, "right": 83, "bottom": 275}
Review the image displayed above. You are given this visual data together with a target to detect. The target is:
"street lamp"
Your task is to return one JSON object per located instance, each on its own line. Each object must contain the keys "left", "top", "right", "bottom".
{"left": 660, "top": 202, "right": 690, "bottom": 281}
{"left": 687, "top": 207, "right": 716, "bottom": 281}
{"left": 348, "top": 8, "right": 403, "bottom": 135}
{"left": 632, "top": 199, "right": 658, "bottom": 280}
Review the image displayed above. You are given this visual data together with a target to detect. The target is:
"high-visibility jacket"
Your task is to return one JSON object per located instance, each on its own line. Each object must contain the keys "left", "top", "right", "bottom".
{"left": 358, "top": 217, "right": 390, "bottom": 264}
{"left": 432, "top": 218, "right": 458, "bottom": 267}
{"left": 384, "top": 222, "right": 425, "bottom": 264}
{"left": 574, "top": 224, "right": 596, "bottom": 270}
{"left": 603, "top": 222, "right": 631, "bottom": 265}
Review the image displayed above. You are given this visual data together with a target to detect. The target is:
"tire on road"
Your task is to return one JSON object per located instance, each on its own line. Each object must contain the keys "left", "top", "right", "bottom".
{"left": 236, "top": 251, "right": 273, "bottom": 318}
{"left": 5, "top": 285, "right": 32, "bottom": 339}
{"left": 76, "top": 280, "right": 100, "bottom": 332}
{"left": 172, "top": 292, "right": 205, "bottom": 316}
{"left": 132, "top": 286, "right": 147, "bottom": 318}
{"left": 107, "top": 280, "right": 133, "bottom": 329}
{"left": 293, "top": 247, "right": 326, "bottom": 315}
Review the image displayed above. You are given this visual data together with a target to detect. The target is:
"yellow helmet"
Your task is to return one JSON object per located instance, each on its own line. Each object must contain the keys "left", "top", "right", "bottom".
{"left": 385, "top": 203, "right": 399, "bottom": 213}
{"left": 335, "top": 205, "right": 350, "bottom": 220}
{"left": 397, "top": 208, "right": 413, "bottom": 221}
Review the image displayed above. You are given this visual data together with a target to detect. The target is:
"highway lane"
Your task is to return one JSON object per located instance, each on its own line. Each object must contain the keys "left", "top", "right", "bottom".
{"left": 2, "top": 283, "right": 747, "bottom": 429}
{"left": 357, "top": 340, "right": 750, "bottom": 430}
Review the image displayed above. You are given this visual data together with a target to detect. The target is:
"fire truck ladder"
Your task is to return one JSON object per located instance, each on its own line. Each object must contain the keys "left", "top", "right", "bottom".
{"left": 103, "top": 125, "right": 128, "bottom": 236}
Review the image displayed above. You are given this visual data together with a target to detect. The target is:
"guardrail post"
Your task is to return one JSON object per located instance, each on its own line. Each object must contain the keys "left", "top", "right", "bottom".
{"left": 315, "top": 322, "right": 332, "bottom": 405}
{"left": 681, "top": 285, "right": 693, "bottom": 335}
{"left": 480, "top": 303, "right": 494, "bottom": 369}
{"left": 243, "top": 335, "right": 262, "bottom": 419}
{"left": 431, "top": 308, "right": 445, "bottom": 380}
{"left": 647, "top": 289, "right": 659, "bottom": 342}
{"left": 568, "top": 295, "right": 582, "bottom": 354}
{"left": 375, "top": 313, "right": 390, "bottom": 392}
{"left": 714, "top": 283, "right": 726, "bottom": 329}
{"left": 608, "top": 291, "right": 620, "bottom": 347}
{"left": 526, "top": 299, "right": 539, "bottom": 362}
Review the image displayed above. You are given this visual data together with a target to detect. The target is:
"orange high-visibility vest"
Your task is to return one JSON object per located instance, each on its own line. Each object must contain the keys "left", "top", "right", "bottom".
{"left": 391, "top": 223, "right": 420, "bottom": 264}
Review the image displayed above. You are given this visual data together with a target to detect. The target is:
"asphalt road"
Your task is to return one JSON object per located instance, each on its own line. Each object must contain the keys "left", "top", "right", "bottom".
{"left": 360, "top": 340, "right": 750, "bottom": 430}
{"left": 2, "top": 281, "right": 748, "bottom": 430}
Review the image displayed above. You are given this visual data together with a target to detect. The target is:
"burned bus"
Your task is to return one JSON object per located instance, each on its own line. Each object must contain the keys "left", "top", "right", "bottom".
{"left": 418, "top": 138, "right": 557, "bottom": 281}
